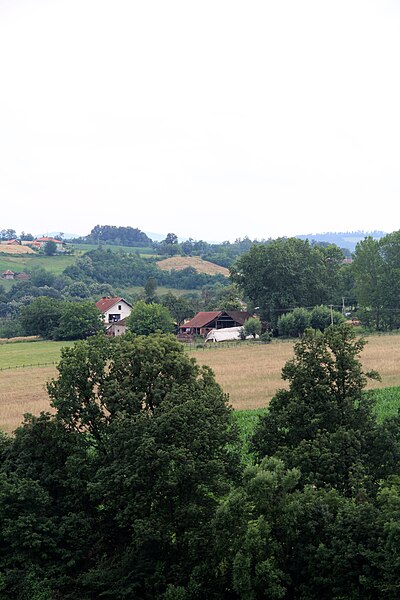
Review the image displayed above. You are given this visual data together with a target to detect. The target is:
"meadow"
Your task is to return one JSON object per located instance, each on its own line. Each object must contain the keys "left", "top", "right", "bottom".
{"left": 0, "top": 242, "right": 158, "bottom": 281}
{"left": 1, "top": 334, "right": 400, "bottom": 433}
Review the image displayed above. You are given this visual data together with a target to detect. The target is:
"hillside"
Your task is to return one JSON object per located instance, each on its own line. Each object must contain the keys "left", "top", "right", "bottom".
{"left": 156, "top": 256, "right": 229, "bottom": 277}
{"left": 0, "top": 245, "right": 36, "bottom": 255}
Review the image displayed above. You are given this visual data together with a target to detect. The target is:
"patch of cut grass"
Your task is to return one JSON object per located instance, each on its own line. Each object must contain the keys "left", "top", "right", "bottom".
{"left": 0, "top": 340, "right": 74, "bottom": 370}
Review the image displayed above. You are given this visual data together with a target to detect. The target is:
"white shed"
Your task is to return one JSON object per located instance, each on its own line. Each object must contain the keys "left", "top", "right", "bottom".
{"left": 205, "top": 326, "right": 257, "bottom": 342}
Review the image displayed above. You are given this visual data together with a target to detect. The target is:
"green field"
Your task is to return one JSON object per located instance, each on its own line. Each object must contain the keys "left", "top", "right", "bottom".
{"left": 72, "top": 243, "right": 157, "bottom": 257}
{"left": 0, "top": 253, "right": 76, "bottom": 276}
{"left": 0, "top": 243, "right": 158, "bottom": 280}
{"left": 1, "top": 337, "right": 400, "bottom": 435}
{"left": 0, "top": 340, "right": 74, "bottom": 370}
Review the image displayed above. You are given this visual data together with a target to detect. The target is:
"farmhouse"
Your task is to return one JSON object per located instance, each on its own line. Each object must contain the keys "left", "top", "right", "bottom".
{"left": 96, "top": 296, "right": 132, "bottom": 324}
{"left": 1, "top": 270, "right": 15, "bottom": 280}
{"left": 0, "top": 239, "right": 19, "bottom": 245}
{"left": 34, "top": 237, "right": 65, "bottom": 252}
{"left": 179, "top": 310, "right": 252, "bottom": 336}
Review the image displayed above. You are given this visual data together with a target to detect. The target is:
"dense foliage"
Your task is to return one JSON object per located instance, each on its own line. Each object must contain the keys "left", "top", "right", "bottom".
{"left": 2, "top": 325, "right": 400, "bottom": 598}
{"left": 352, "top": 231, "right": 400, "bottom": 330}
{"left": 64, "top": 247, "right": 228, "bottom": 290}
{"left": 127, "top": 300, "right": 174, "bottom": 335}
{"left": 19, "top": 297, "right": 104, "bottom": 340}
{"left": 74, "top": 224, "right": 153, "bottom": 247}
{"left": 230, "top": 238, "right": 347, "bottom": 327}
{"left": 0, "top": 334, "right": 240, "bottom": 598}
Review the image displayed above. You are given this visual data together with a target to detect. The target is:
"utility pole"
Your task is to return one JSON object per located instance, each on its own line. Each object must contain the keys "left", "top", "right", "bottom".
{"left": 329, "top": 304, "right": 334, "bottom": 325}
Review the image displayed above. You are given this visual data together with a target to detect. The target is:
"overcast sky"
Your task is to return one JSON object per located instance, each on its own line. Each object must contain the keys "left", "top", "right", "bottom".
{"left": 1, "top": 0, "right": 399, "bottom": 242}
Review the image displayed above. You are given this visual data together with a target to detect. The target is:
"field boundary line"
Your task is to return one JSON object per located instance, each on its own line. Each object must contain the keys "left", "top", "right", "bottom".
{"left": 0, "top": 362, "right": 58, "bottom": 372}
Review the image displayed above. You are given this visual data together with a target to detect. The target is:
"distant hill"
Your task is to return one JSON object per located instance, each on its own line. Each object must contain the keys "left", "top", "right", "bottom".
{"left": 72, "top": 225, "right": 153, "bottom": 247}
{"left": 295, "top": 231, "right": 387, "bottom": 253}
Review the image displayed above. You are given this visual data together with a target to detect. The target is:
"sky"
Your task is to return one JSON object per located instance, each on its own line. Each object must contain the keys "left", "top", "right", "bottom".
{"left": 1, "top": 0, "right": 400, "bottom": 243}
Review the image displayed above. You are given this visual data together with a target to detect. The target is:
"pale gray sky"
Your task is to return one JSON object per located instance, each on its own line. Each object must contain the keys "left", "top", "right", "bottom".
{"left": 1, "top": 0, "right": 399, "bottom": 241}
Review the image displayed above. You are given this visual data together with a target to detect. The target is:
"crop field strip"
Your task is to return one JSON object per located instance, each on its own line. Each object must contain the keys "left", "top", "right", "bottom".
{"left": 2, "top": 335, "right": 400, "bottom": 434}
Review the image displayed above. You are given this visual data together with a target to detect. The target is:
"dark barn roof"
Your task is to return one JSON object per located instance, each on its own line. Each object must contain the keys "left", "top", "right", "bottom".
{"left": 180, "top": 310, "right": 252, "bottom": 330}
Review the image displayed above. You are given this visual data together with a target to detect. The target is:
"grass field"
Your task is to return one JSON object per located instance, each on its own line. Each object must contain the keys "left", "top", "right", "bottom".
{"left": 0, "top": 243, "right": 157, "bottom": 279}
{"left": 116, "top": 285, "right": 199, "bottom": 300}
{"left": 1, "top": 334, "right": 400, "bottom": 434}
{"left": 0, "top": 340, "right": 74, "bottom": 370}
{"left": 0, "top": 253, "right": 76, "bottom": 275}
{"left": 72, "top": 243, "right": 157, "bottom": 257}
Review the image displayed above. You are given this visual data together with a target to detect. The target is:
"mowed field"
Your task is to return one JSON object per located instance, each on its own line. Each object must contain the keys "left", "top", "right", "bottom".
{"left": 157, "top": 256, "right": 229, "bottom": 277}
{"left": 1, "top": 334, "right": 400, "bottom": 433}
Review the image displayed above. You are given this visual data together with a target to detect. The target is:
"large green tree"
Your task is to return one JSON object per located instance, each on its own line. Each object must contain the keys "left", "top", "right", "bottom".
{"left": 46, "top": 334, "right": 239, "bottom": 597}
{"left": 55, "top": 301, "right": 104, "bottom": 340}
{"left": 230, "top": 238, "right": 344, "bottom": 326}
{"left": 352, "top": 230, "right": 400, "bottom": 330}
{"left": 251, "top": 324, "right": 400, "bottom": 495}
{"left": 19, "top": 296, "right": 64, "bottom": 338}
{"left": 127, "top": 300, "right": 174, "bottom": 335}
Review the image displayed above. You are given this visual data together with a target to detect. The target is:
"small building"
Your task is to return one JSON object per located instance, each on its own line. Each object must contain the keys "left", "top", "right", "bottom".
{"left": 205, "top": 326, "right": 258, "bottom": 343}
{"left": 105, "top": 317, "right": 129, "bottom": 337}
{"left": 15, "top": 272, "right": 31, "bottom": 280}
{"left": 1, "top": 270, "right": 15, "bottom": 280}
{"left": 95, "top": 296, "right": 132, "bottom": 324}
{"left": 0, "top": 239, "right": 19, "bottom": 245}
{"left": 179, "top": 310, "right": 252, "bottom": 337}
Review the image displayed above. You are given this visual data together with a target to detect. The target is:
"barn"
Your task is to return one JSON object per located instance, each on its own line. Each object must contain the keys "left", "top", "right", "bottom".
{"left": 179, "top": 310, "right": 252, "bottom": 336}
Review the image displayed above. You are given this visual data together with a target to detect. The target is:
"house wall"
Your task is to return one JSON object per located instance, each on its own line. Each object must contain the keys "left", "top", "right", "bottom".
{"left": 106, "top": 324, "right": 128, "bottom": 336}
{"left": 102, "top": 300, "right": 132, "bottom": 323}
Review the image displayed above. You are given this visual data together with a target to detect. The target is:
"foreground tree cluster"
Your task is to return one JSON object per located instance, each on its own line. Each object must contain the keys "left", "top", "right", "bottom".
{"left": 1, "top": 326, "right": 400, "bottom": 598}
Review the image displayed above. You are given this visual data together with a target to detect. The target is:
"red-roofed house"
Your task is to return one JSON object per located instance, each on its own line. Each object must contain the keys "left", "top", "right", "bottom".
{"left": 179, "top": 310, "right": 252, "bottom": 336}
{"left": 95, "top": 297, "right": 132, "bottom": 325}
{"left": 0, "top": 239, "right": 19, "bottom": 245}
{"left": 1, "top": 270, "right": 15, "bottom": 280}
{"left": 34, "top": 237, "right": 65, "bottom": 252}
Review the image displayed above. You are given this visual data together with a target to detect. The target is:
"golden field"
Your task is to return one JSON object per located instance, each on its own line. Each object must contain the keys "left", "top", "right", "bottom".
{"left": 156, "top": 256, "right": 229, "bottom": 277}
{"left": 1, "top": 334, "right": 400, "bottom": 433}
{"left": 0, "top": 244, "right": 35, "bottom": 254}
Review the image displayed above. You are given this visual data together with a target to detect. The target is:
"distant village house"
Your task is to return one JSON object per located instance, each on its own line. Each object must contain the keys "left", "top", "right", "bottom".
{"left": 95, "top": 296, "right": 132, "bottom": 336}
{"left": 34, "top": 237, "right": 65, "bottom": 252}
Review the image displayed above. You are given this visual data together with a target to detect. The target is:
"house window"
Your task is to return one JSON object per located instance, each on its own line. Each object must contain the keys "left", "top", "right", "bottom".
{"left": 118, "top": 305, "right": 122, "bottom": 311}
{"left": 108, "top": 314, "right": 121, "bottom": 322}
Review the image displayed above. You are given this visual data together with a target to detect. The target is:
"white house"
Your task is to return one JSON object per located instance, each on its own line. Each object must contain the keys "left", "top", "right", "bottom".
{"left": 95, "top": 296, "right": 132, "bottom": 324}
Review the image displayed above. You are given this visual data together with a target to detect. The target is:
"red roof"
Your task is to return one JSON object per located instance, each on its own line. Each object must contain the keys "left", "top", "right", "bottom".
{"left": 181, "top": 311, "right": 221, "bottom": 329}
{"left": 95, "top": 297, "right": 131, "bottom": 313}
{"left": 35, "top": 237, "right": 62, "bottom": 243}
{"left": 180, "top": 310, "right": 252, "bottom": 330}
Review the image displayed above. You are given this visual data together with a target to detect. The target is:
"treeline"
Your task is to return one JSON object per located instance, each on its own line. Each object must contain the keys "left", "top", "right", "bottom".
{"left": 155, "top": 235, "right": 262, "bottom": 267}
{"left": 228, "top": 230, "right": 400, "bottom": 332}
{"left": 231, "top": 237, "right": 352, "bottom": 329}
{"left": 1, "top": 326, "right": 400, "bottom": 598}
{"left": 352, "top": 231, "right": 400, "bottom": 330}
{"left": 64, "top": 247, "right": 228, "bottom": 290}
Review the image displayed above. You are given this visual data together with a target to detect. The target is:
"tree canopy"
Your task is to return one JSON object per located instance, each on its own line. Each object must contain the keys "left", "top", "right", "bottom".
{"left": 230, "top": 238, "right": 345, "bottom": 326}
